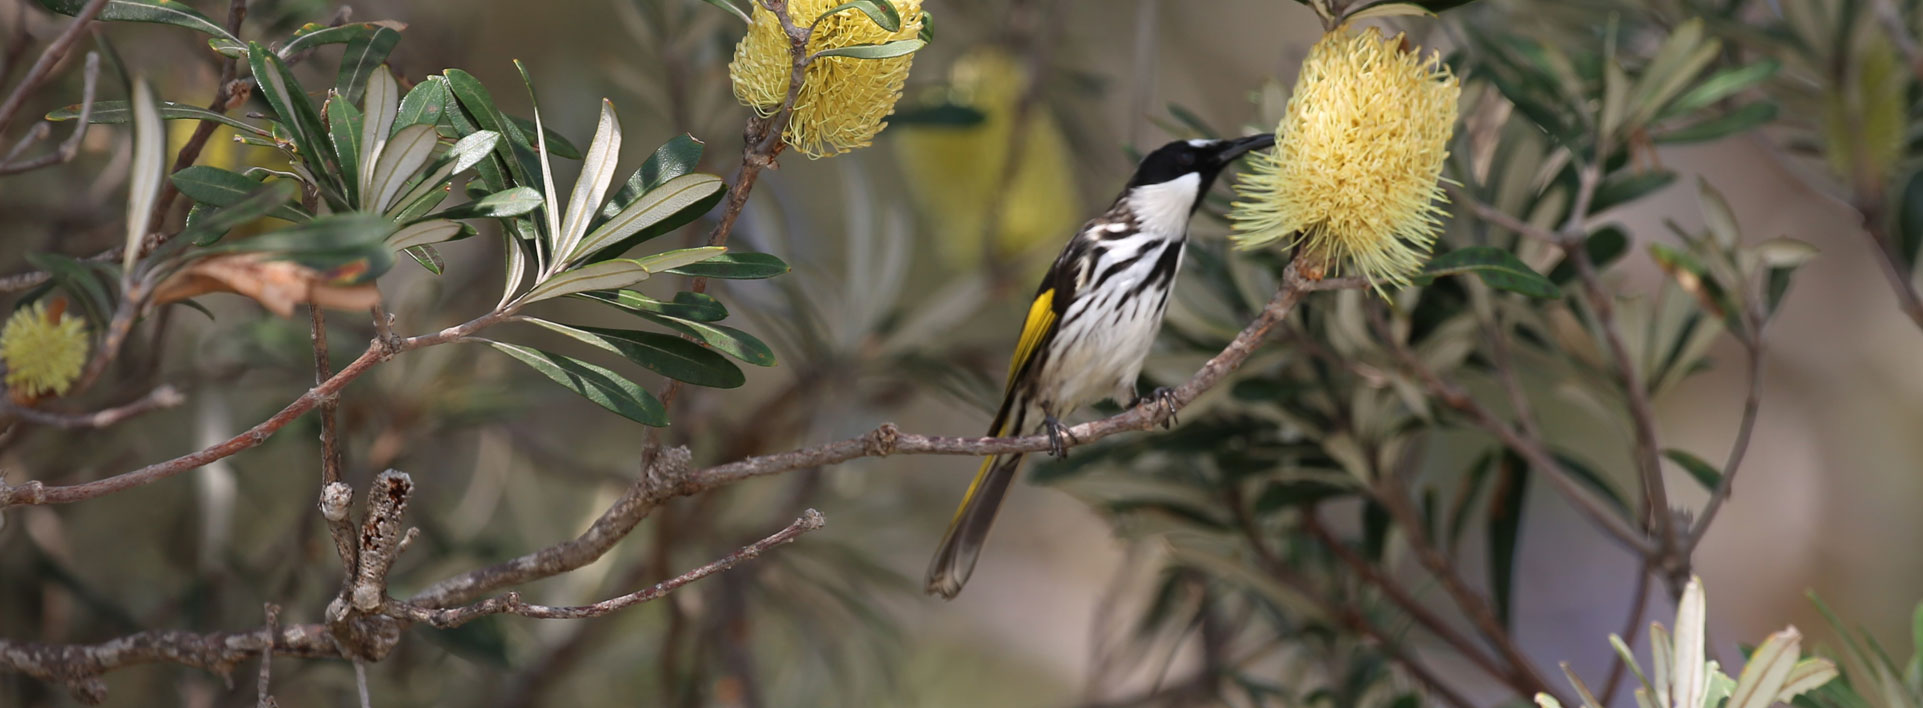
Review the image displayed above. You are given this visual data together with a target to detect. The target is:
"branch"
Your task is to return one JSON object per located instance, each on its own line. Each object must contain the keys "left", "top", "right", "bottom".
{"left": 0, "top": 0, "right": 109, "bottom": 139}
{"left": 0, "top": 623, "right": 339, "bottom": 705}
{"left": 0, "top": 384, "right": 184, "bottom": 428}
{"left": 0, "top": 308, "right": 514, "bottom": 508}
{"left": 390, "top": 509, "right": 823, "bottom": 629}
{"left": 1681, "top": 337, "right": 1764, "bottom": 552}
{"left": 0, "top": 50, "right": 97, "bottom": 175}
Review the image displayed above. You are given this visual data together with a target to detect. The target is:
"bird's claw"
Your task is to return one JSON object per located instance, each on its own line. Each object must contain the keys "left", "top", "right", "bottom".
{"left": 1043, "top": 416, "right": 1077, "bottom": 458}
{"left": 1131, "top": 386, "right": 1180, "bottom": 429}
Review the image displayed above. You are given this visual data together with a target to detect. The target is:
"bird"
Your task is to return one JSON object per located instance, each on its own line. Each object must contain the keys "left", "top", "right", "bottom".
{"left": 925, "top": 134, "right": 1277, "bottom": 600}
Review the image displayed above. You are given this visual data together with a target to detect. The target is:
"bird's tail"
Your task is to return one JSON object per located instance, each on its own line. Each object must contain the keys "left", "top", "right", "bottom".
{"left": 925, "top": 406, "right": 1026, "bottom": 600}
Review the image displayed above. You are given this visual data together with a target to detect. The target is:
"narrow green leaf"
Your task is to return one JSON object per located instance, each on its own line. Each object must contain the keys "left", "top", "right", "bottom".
{"left": 1488, "top": 450, "right": 1529, "bottom": 629}
{"left": 125, "top": 78, "right": 165, "bottom": 273}
{"left": 1727, "top": 629, "right": 1803, "bottom": 708}
{"left": 1590, "top": 170, "right": 1677, "bottom": 213}
{"left": 179, "top": 181, "right": 301, "bottom": 246}
{"left": 335, "top": 28, "right": 400, "bottom": 106}
{"left": 1417, "top": 246, "right": 1562, "bottom": 298}
{"left": 1664, "top": 59, "right": 1780, "bottom": 119}
{"left": 25, "top": 253, "right": 114, "bottom": 326}
{"left": 813, "top": 39, "right": 925, "bottom": 60}
{"left": 1549, "top": 226, "right": 1630, "bottom": 284}
{"left": 277, "top": 22, "right": 402, "bottom": 59}
{"left": 387, "top": 219, "right": 463, "bottom": 249}
{"left": 359, "top": 67, "right": 399, "bottom": 196}
{"left": 393, "top": 76, "right": 450, "bottom": 132}
{"left": 506, "top": 115, "right": 582, "bottom": 160}
{"left": 663, "top": 251, "right": 789, "bottom": 279}
{"left": 633, "top": 246, "right": 725, "bottom": 274}
{"left": 574, "top": 289, "right": 728, "bottom": 322}
{"left": 821, "top": 0, "right": 901, "bottom": 31}
{"left": 917, "top": 9, "right": 932, "bottom": 43}
{"left": 488, "top": 342, "right": 667, "bottom": 426}
{"left": 170, "top": 166, "right": 310, "bottom": 221}
{"left": 443, "top": 69, "right": 539, "bottom": 193}
{"left": 405, "top": 244, "right": 445, "bottom": 275}
{"left": 431, "top": 186, "right": 543, "bottom": 220}
{"left": 210, "top": 213, "right": 397, "bottom": 282}
{"left": 327, "top": 97, "right": 363, "bottom": 207}
{"left": 1657, "top": 102, "right": 1779, "bottom": 145}
{"left": 384, "top": 130, "right": 501, "bottom": 218}
{"left": 521, "top": 260, "right": 649, "bottom": 303}
{"left": 523, "top": 319, "right": 744, "bottom": 388}
{"left": 1899, "top": 170, "right": 1923, "bottom": 272}
{"left": 248, "top": 42, "right": 336, "bottom": 181}
{"left": 47, "top": 100, "right": 264, "bottom": 136}
{"left": 640, "top": 313, "right": 775, "bottom": 366}
{"left": 1664, "top": 448, "right": 1723, "bottom": 491}
{"left": 34, "top": 0, "right": 239, "bottom": 44}
{"left": 574, "top": 174, "right": 724, "bottom": 260}
{"left": 1253, "top": 480, "right": 1353, "bottom": 513}
{"left": 596, "top": 134, "right": 704, "bottom": 227}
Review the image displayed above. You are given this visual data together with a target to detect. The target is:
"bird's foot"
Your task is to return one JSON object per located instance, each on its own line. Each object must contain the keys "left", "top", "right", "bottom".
{"left": 1131, "top": 386, "right": 1180, "bottom": 429}
{"left": 1043, "top": 416, "right": 1077, "bottom": 458}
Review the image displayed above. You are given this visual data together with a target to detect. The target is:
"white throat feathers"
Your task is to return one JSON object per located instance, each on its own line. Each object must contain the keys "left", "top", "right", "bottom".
{"left": 1125, "top": 173, "right": 1202, "bottom": 239}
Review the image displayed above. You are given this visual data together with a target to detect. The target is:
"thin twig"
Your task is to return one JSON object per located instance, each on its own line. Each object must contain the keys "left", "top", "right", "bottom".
{"left": 1681, "top": 338, "right": 1764, "bottom": 552}
{"left": 310, "top": 305, "right": 346, "bottom": 488}
{"left": 0, "top": 623, "right": 340, "bottom": 704}
{"left": 0, "top": 50, "right": 97, "bottom": 175}
{"left": 390, "top": 510, "right": 824, "bottom": 628}
{"left": 1599, "top": 561, "right": 1653, "bottom": 705}
{"left": 256, "top": 604, "right": 281, "bottom": 708}
{"left": 0, "top": 0, "right": 110, "bottom": 139}
{"left": 0, "top": 384, "right": 184, "bottom": 428}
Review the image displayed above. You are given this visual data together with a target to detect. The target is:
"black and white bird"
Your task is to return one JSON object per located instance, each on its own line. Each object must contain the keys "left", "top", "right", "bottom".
{"left": 926, "top": 134, "right": 1277, "bottom": 599}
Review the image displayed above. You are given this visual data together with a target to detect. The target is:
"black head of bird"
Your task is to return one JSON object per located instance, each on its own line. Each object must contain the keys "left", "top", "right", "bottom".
{"left": 1125, "top": 134, "right": 1278, "bottom": 199}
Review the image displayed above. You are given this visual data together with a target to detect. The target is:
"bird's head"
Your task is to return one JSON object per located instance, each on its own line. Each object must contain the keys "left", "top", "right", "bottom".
{"left": 1123, "top": 134, "right": 1277, "bottom": 215}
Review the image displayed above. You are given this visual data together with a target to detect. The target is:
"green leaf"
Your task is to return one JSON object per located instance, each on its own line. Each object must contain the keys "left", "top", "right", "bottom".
{"left": 327, "top": 97, "right": 363, "bottom": 207}
{"left": 917, "top": 9, "right": 932, "bottom": 43}
{"left": 574, "top": 289, "right": 728, "bottom": 322}
{"left": 631, "top": 246, "right": 725, "bottom": 274}
{"left": 1549, "top": 226, "right": 1629, "bottom": 284}
{"left": 505, "top": 115, "right": 582, "bottom": 160}
{"left": 387, "top": 219, "right": 464, "bottom": 250}
{"left": 25, "top": 253, "right": 114, "bottom": 327}
{"left": 359, "top": 68, "right": 398, "bottom": 200}
{"left": 1487, "top": 450, "right": 1528, "bottom": 629}
{"left": 277, "top": 22, "right": 400, "bottom": 58}
{"left": 887, "top": 102, "right": 987, "bottom": 127}
{"left": 443, "top": 69, "right": 539, "bottom": 193}
{"left": 697, "top": 0, "right": 752, "bottom": 23}
{"left": 1253, "top": 480, "right": 1354, "bottom": 512}
{"left": 1899, "top": 169, "right": 1923, "bottom": 272}
{"left": 639, "top": 314, "right": 775, "bottom": 366}
{"left": 814, "top": 39, "right": 925, "bottom": 60}
{"left": 335, "top": 28, "right": 400, "bottom": 106}
{"left": 1665, "top": 448, "right": 1723, "bottom": 491}
{"left": 1663, "top": 59, "right": 1780, "bottom": 119}
{"left": 1590, "top": 169, "right": 1677, "bottom": 213}
{"left": 574, "top": 174, "right": 725, "bottom": 260}
{"left": 821, "top": 0, "right": 901, "bottom": 31}
{"left": 404, "top": 244, "right": 444, "bottom": 274}
{"left": 1552, "top": 452, "right": 1632, "bottom": 519}
{"left": 33, "top": 0, "right": 239, "bottom": 44}
{"left": 596, "top": 134, "right": 704, "bottom": 227}
{"left": 523, "top": 319, "right": 744, "bottom": 388}
{"left": 1658, "top": 102, "right": 1779, "bottom": 145}
{"left": 488, "top": 342, "right": 667, "bottom": 426}
{"left": 431, "top": 186, "right": 543, "bottom": 220}
{"left": 384, "top": 130, "right": 500, "bottom": 218}
{"left": 1727, "top": 629, "right": 1804, "bottom": 708}
{"left": 364, "top": 124, "right": 439, "bottom": 213}
{"left": 663, "top": 251, "right": 789, "bottom": 279}
{"left": 46, "top": 100, "right": 264, "bottom": 136}
{"left": 170, "top": 166, "right": 310, "bottom": 221}
{"left": 180, "top": 181, "right": 302, "bottom": 246}
{"left": 393, "top": 76, "right": 450, "bottom": 132}
{"left": 124, "top": 78, "right": 164, "bottom": 273}
{"left": 248, "top": 42, "right": 337, "bottom": 182}
{"left": 521, "top": 260, "right": 650, "bottom": 303}
{"left": 1416, "top": 246, "right": 1562, "bottom": 298}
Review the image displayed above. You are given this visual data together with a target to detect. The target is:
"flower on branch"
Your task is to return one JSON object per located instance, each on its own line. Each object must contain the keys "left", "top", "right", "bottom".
{"left": 1, "top": 300, "right": 90, "bottom": 400}
{"left": 729, "top": 0, "right": 925, "bottom": 158}
{"left": 1230, "top": 26, "right": 1459, "bottom": 291}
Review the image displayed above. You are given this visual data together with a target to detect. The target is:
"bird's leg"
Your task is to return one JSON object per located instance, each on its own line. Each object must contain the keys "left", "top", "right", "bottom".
{"left": 1042, "top": 415, "right": 1077, "bottom": 458}
{"left": 1130, "top": 386, "right": 1180, "bottom": 429}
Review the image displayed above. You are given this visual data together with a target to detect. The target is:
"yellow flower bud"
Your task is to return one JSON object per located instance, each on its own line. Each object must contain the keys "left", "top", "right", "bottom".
{"left": 729, "top": 0, "right": 924, "bottom": 158}
{"left": 1, "top": 301, "right": 90, "bottom": 399}
{"left": 1230, "top": 26, "right": 1461, "bottom": 290}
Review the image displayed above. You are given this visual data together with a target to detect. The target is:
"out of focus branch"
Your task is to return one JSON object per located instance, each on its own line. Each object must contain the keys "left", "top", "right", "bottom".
{"left": 0, "top": 622, "right": 339, "bottom": 705}
{"left": 390, "top": 510, "right": 822, "bottom": 628}
{"left": 0, "top": 0, "right": 109, "bottom": 139}
{"left": 0, "top": 50, "right": 97, "bottom": 175}
{"left": 1, "top": 384, "right": 183, "bottom": 428}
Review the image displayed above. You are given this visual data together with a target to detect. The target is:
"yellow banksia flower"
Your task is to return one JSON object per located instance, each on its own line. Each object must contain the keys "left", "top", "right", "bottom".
{"left": 1, "top": 300, "right": 90, "bottom": 399}
{"left": 729, "top": 0, "right": 924, "bottom": 158}
{"left": 1230, "top": 26, "right": 1461, "bottom": 291}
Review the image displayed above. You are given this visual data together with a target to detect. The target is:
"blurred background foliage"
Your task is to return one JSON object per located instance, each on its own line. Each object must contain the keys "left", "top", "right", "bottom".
{"left": 3, "top": 0, "right": 1923, "bottom": 707}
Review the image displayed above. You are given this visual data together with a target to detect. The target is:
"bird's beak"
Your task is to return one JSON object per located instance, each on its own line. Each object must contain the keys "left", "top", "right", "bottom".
{"left": 1217, "top": 133, "right": 1277, "bottom": 161}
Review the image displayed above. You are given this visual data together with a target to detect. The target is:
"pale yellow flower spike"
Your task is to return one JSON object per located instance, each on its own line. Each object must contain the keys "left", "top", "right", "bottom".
{"left": 0, "top": 302, "right": 90, "bottom": 399}
{"left": 1230, "top": 26, "right": 1461, "bottom": 292}
{"left": 729, "top": 0, "right": 924, "bottom": 159}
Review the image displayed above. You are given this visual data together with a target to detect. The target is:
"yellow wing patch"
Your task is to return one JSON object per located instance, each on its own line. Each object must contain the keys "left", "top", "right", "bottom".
{"left": 1004, "top": 288, "right": 1057, "bottom": 392}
